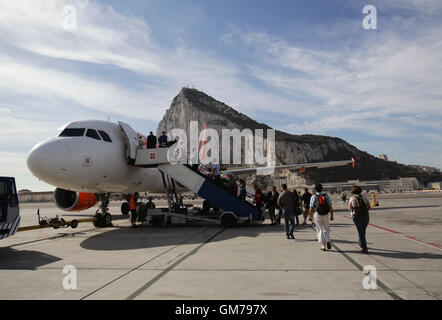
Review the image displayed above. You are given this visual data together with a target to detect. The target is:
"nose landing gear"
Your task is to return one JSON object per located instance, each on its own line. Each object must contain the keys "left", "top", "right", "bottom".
{"left": 93, "top": 193, "right": 113, "bottom": 227}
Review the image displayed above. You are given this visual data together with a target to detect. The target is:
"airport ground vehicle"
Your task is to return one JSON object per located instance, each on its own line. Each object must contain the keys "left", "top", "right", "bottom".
{"left": 0, "top": 177, "right": 92, "bottom": 239}
{"left": 0, "top": 177, "right": 20, "bottom": 240}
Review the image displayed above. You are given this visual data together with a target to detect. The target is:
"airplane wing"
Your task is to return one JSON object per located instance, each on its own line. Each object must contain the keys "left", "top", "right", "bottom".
{"left": 221, "top": 158, "right": 355, "bottom": 176}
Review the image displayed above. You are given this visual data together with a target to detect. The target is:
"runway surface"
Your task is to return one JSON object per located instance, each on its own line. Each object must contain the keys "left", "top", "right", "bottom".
{"left": 0, "top": 193, "right": 441, "bottom": 300}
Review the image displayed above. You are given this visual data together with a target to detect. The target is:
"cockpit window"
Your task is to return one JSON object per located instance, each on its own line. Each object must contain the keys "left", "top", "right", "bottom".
{"left": 98, "top": 130, "right": 112, "bottom": 142}
{"left": 86, "top": 129, "right": 101, "bottom": 141}
{"left": 59, "top": 128, "right": 85, "bottom": 137}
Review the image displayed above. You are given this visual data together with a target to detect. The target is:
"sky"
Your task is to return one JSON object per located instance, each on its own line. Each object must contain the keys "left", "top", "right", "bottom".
{"left": 0, "top": 0, "right": 441, "bottom": 191}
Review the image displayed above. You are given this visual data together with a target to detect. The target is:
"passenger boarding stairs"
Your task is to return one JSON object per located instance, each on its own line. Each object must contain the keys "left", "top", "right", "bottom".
{"left": 134, "top": 146, "right": 259, "bottom": 223}
{"left": 117, "top": 121, "right": 259, "bottom": 225}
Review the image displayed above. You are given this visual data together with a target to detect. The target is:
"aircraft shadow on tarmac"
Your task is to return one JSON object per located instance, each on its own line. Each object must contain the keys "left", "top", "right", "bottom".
{"left": 0, "top": 247, "right": 61, "bottom": 270}
{"left": 79, "top": 223, "right": 317, "bottom": 251}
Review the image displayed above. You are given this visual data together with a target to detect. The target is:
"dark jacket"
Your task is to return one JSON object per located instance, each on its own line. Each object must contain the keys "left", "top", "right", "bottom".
{"left": 266, "top": 191, "right": 279, "bottom": 208}
{"left": 301, "top": 191, "right": 312, "bottom": 209}
{"left": 158, "top": 134, "right": 168, "bottom": 148}
{"left": 146, "top": 134, "right": 157, "bottom": 148}
{"left": 278, "top": 191, "right": 296, "bottom": 213}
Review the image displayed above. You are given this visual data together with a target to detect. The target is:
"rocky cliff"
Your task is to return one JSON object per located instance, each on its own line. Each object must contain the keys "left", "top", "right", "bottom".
{"left": 157, "top": 88, "right": 442, "bottom": 187}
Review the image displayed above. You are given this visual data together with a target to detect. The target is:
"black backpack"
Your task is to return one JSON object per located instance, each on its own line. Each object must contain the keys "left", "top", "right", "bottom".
{"left": 317, "top": 194, "right": 330, "bottom": 215}
{"left": 354, "top": 195, "right": 369, "bottom": 216}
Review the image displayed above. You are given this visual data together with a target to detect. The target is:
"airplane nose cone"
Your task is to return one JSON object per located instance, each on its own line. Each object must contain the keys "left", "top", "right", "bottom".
{"left": 27, "top": 140, "right": 70, "bottom": 181}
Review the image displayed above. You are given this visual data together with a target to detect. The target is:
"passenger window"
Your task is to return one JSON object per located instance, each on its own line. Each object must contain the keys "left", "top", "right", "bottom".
{"left": 86, "top": 129, "right": 101, "bottom": 141}
{"left": 98, "top": 130, "right": 112, "bottom": 142}
{"left": 59, "top": 128, "right": 85, "bottom": 137}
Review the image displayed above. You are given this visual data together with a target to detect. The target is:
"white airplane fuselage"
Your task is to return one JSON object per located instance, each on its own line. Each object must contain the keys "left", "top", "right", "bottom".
{"left": 27, "top": 120, "right": 168, "bottom": 194}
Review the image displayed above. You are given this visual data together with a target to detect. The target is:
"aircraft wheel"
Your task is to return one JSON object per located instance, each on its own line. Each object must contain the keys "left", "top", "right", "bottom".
{"left": 71, "top": 219, "right": 79, "bottom": 229}
{"left": 151, "top": 215, "right": 164, "bottom": 227}
{"left": 202, "top": 200, "right": 211, "bottom": 213}
{"left": 221, "top": 212, "right": 237, "bottom": 228}
{"left": 93, "top": 213, "right": 103, "bottom": 227}
{"left": 121, "top": 202, "right": 130, "bottom": 215}
{"left": 248, "top": 214, "right": 253, "bottom": 226}
{"left": 104, "top": 213, "right": 113, "bottom": 227}
{"left": 93, "top": 213, "right": 109, "bottom": 228}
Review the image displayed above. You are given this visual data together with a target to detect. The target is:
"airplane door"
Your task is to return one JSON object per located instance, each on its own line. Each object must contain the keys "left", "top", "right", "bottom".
{"left": 118, "top": 121, "right": 139, "bottom": 161}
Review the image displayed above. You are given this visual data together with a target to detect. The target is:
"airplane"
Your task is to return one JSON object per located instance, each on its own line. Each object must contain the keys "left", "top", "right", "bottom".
{"left": 27, "top": 120, "right": 355, "bottom": 227}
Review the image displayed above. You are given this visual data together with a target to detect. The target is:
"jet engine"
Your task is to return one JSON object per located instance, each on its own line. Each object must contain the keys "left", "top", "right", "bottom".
{"left": 54, "top": 188, "right": 97, "bottom": 211}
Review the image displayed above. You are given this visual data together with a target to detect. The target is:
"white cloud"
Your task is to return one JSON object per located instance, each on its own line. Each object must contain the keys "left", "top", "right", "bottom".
{"left": 0, "top": 152, "right": 53, "bottom": 191}
{"left": 0, "top": 1, "right": 161, "bottom": 74}
{"left": 223, "top": 20, "right": 442, "bottom": 139}
{"left": 0, "top": 53, "right": 169, "bottom": 121}
{"left": 0, "top": 0, "right": 298, "bottom": 122}
{"left": 0, "top": 0, "right": 441, "bottom": 192}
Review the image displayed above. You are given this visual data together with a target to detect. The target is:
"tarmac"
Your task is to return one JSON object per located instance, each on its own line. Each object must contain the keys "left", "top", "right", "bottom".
{"left": 0, "top": 192, "right": 441, "bottom": 300}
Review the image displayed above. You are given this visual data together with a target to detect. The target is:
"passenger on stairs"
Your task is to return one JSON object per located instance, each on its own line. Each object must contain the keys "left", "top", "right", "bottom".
{"left": 226, "top": 174, "right": 237, "bottom": 196}
{"left": 146, "top": 131, "right": 157, "bottom": 149}
{"left": 158, "top": 131, "right": 168, "bottom": 148}
{"left": 238, "top": 179, "right": 247, "bottom": 201}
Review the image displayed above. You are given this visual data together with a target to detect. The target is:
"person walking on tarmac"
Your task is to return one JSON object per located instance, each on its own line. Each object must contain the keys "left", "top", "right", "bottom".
{"left": 348, "top": 186, "right": 371, "bottom": 254}
{"left": 146, "top": 196, "right": 156, "bottom": 209}
{"left": 130, "top": 193, "right": 139, "bottom": 228}
{"left": 292, "top": 189, "right": 302, "bottom": 226}
{"left": 339, "top": 191, "right": 348, "bottom": 205}
{"left": 254, "top": 185, "right": 264, "bottom": 222}
{"left": 278, "top": 184, "right": 296, "bottom": 239}
{"left": 309, "top": 184, "right": 334, "bottom": 251}
{"left": 266, "top": 186, "right": 279, "bottom": 225}
{"left": 301, "top": 188, "right": 312, "bottom": 225}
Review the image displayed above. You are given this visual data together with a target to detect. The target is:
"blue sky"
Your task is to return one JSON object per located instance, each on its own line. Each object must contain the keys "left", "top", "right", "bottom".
{"left": 0, "top": 0, "right": 441, "bottom": 191}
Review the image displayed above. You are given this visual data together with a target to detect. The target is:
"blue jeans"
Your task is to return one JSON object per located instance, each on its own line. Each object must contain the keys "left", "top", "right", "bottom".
{"left": 353, "top": 214, "right": 369, "bottom": 250}
{"left": 283, "top": 209, "right": 295, "bottom": 235}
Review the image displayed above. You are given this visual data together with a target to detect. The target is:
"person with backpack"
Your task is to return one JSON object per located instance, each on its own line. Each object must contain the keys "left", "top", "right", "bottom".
{"left": 278, "top": 184, "right": 296, "bottom": 239}
{"left": 309, "top": 183, "right": 334, "bottom": 251}
{"left": 348, "top": 185, "right": 371, "bottom": 254}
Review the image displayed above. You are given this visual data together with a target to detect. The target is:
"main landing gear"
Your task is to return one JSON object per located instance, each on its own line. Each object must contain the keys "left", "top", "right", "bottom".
{"left": 121, "top": 196, "right": 130, "bottom": 216}
{"left": 94, "top": 193, "right": 113, "bottom": 227}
